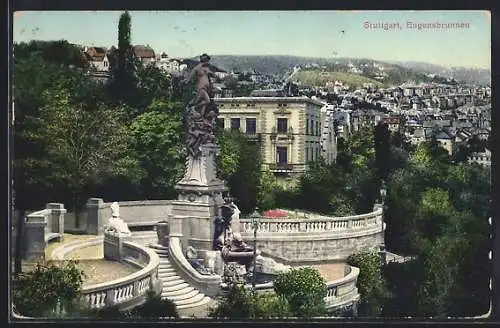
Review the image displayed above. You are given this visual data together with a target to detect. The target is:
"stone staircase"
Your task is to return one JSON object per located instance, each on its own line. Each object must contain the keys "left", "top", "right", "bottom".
{"left": 148, "top": 244, "right": 212, "bottom": 313}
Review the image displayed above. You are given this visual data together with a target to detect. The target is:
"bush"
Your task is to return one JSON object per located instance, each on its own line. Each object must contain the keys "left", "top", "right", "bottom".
{"left": 130, "top": 290, "right": 179, "bottom": 319}
{"left": 12, "top": 260, "right": 85, "bottom": 317}
{"left": 273, "top": 267, "right": 327, "bottom": 318}
{"left": 208, "top": 283, "right": 291, "bottom": 319}
{"left": 208, "top": 284, "right": 252, "bottom": 319}
{"left": 346, "top": 250, "right": 390, "bottom": 316}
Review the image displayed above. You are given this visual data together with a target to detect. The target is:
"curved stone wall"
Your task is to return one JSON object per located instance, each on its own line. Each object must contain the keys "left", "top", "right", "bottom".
{"left": 239, "top": 208, "right": 385, "bottom": 263}
{"left": 49, "top": 237, "right": 162, "bottom": 311}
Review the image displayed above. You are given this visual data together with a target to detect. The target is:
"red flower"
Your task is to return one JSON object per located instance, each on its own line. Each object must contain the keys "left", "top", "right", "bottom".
{"left": 263, "top": 209, "right": 288, "bottom": 218}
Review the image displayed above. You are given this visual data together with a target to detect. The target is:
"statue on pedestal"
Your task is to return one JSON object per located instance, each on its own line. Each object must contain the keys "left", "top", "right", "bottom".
{"left": 104, "top": 202, "right": 131, "bottom": 236}
{"left": 213, "top": 198, "right": 256, "bottom": 283}
{"left": 182, "top": 53, "right": 219, "bottom": 159}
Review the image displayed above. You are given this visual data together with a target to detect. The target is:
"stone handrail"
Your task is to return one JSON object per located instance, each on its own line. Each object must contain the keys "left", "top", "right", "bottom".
{"left": 79, "top": 240, "right": 161, "bottom": 311}
{"left": 240, "top": 208, "right": 383, "bottom": 235}
{"left": 324, "top": 266, "right": 360, "bottom": 310}
{"left": 168, "top": 237, "right": 222, "bottom": 298}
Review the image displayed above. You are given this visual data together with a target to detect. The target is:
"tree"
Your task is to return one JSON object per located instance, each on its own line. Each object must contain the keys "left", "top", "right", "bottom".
{"left": 39, "top": 88, "right": 140, "bottom": 222}
{"left": 384, "top": 167, "right": 421, "bottom": 253}
{"left": 128, "top": 100, "right": 185, "bottom": 199}
{"left": 347, "top": 251, "right": 390, "bottom": 316}
{"left": 217, "top": 130, "right": 261, "bottom": 213}
{"left": 256, "top": 169, "right": 279, "bottom": 211}
{"left": 273, "top": 267, "right": 327, "bottom": 318}
{"left": 13, "top": 261, "right": 85, "bottom": 317}
{"left": 416, "top": 188, "right": 456, "bottom": 241}
{"left": 414, "top": 236, "right": 465, "bottom": 317}
{"left": 109, "top": 11, "right": 140, "bottom": 108}
{"left": 374, "top": 122, "right": 391, "bottom": 181}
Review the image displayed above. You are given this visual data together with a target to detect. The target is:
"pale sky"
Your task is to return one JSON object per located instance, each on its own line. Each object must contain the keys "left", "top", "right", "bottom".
{"left": 13, "top": 10, "right": 491, "bottom": 69}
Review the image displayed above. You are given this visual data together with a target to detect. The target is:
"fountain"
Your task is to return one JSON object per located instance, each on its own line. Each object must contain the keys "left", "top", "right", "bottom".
{"left": 167, "top": 53, "right": 259, "bottom": 285}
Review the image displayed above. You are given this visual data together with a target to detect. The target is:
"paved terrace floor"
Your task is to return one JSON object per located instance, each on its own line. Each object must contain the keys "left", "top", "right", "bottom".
{"left": 20, "top": 234, "right": 138, "bottom": 286}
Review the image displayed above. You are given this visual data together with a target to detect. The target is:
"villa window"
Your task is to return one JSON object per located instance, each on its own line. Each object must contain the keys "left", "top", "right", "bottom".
{"left": 217, "top": 118, "right": 225, "bottom": 129}
{"left": 246, "top": 118, "right": 257, "bottom": 134}
{"left": 276, "top": 146, "right": 288, "bottom": 164}
{"left": 277, "top": 118, "right": 288, "bottom": 133}
{"left": 231, "top": 118, "right": 241, "bottom": 130}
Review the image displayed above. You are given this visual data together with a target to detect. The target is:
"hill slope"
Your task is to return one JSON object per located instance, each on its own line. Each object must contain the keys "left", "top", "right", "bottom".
{"left": 292, "top": 70, "right": 384, "bottom": 88}
{"left": 209, "top": 55, "right": 488, "bottom": 85}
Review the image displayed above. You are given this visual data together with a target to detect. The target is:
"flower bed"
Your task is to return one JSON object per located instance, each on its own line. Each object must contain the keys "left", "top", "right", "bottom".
{"left": 263, "top": 209, "right": 289, "bottom": 219}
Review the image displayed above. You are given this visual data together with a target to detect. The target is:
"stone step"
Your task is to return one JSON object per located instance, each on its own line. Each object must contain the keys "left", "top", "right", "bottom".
{"left": 176, "top": 295, "right": 212, "bottom": 311}
{"left": 154, "top": 250, "right": 169, "bottom": 256}
{"left": 158, "top": 267, "right": 175, "bottom": 273}
{"left": 149, "top": 244, "right": 169, "bottom": 251}
{"left": 162, "top": 278, "right": 185, "bottom": 287}
{"left": 165, "top": 289, "right": 200, "bottom": 302}
{"left": 162, "top": 282, "right": 189, "bottom": 292}
{"left": 162, "top": 275, "right": 183, "bottom": 282}
{"left": 158, "top": 274, "right": 179, "bottom": 281}
{"left": 174, "top": 293, "right": 207, "bottom": 307}
{"left": 158, "top": 271, "right": 175, "bottom": 276}
{"left": 162, "top": 286, "right": 195, "bottom": 298}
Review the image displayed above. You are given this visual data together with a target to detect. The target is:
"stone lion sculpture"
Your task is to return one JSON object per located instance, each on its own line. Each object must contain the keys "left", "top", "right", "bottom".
{"left": 104, "top": 202, "right": 131, "bottom": 236}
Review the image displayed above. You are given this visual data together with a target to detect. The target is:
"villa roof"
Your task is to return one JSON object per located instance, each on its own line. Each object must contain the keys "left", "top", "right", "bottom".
{"left": 133, "top": 45, "right": 155, "bottom": 59}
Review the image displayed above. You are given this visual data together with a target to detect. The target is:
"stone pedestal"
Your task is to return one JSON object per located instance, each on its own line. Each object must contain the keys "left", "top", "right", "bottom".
{"left": 104, "top": 232, "right": 132, "bottom": 261}
{"left": 23, "top": 214, "right": 47, "bottom": 261}
{"left": 156, "top": 221, "right": 170, "bottom": 247}
{"left": 170, "top": 143, "right": 227, "bottom": 256}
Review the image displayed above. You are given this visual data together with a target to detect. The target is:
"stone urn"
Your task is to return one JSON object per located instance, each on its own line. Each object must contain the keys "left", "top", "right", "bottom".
{"left": 156, "top": 221, "right": 170, "bottom": 247}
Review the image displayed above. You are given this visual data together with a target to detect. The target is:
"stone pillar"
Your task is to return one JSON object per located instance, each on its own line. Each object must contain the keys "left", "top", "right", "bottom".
{"left": 156, "top": 221, "right": 170, "bottom": 247}
{"left": 86, "top": 198, "right": 105, "bottom": 235}
{"left": 104, "top": 232, "right": 131, "bottom": 261}
{"left": 23, "top": 214, "right": 47, "bottom": 261}
{"left": 46, "top": 203, "right": 66, "bottom": 236}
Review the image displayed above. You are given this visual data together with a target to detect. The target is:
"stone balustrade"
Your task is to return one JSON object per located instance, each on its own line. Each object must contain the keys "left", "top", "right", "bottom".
{"left": 323, "top": 265, "right": 360, "bottom": 311}
{"left": 239, "top": 208, "right": 385, "bottom": 263}
{"left": 80, "top": 240, "right": 162, "bottom": 311}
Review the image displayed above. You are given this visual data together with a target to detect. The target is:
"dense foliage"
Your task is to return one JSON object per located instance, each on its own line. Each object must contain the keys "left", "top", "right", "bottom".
{"left": 347, "top": 251, "right": 390, "bottom": 316}
{"left": 273, "top": 267, "right": 328, "bottom": 318}
{"left": 208, "top": 284, "right": 291, "bottom": 319}
{"left": 381, "top": 125, "right": 491, "bottom": 317}
{"left": 13, "top": 261, "right": 85, "bottom": 317}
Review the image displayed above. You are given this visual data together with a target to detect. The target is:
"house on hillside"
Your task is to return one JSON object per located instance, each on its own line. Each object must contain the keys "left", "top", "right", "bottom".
{"left": 133, "top": 45, "right": 156, "bottom": 66}
{"left": 84, "top": 47, "right": 110, "bottom": 72}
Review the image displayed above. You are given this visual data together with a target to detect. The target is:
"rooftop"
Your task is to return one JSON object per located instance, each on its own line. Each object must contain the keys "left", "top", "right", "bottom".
{"left": 215, "top": 96, "right": 324, "bottom": 107}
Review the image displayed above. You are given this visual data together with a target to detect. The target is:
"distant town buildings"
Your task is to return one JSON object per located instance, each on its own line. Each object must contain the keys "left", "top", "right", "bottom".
{"left": 76, "top": 42, "right": 490, "bottom": 165}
